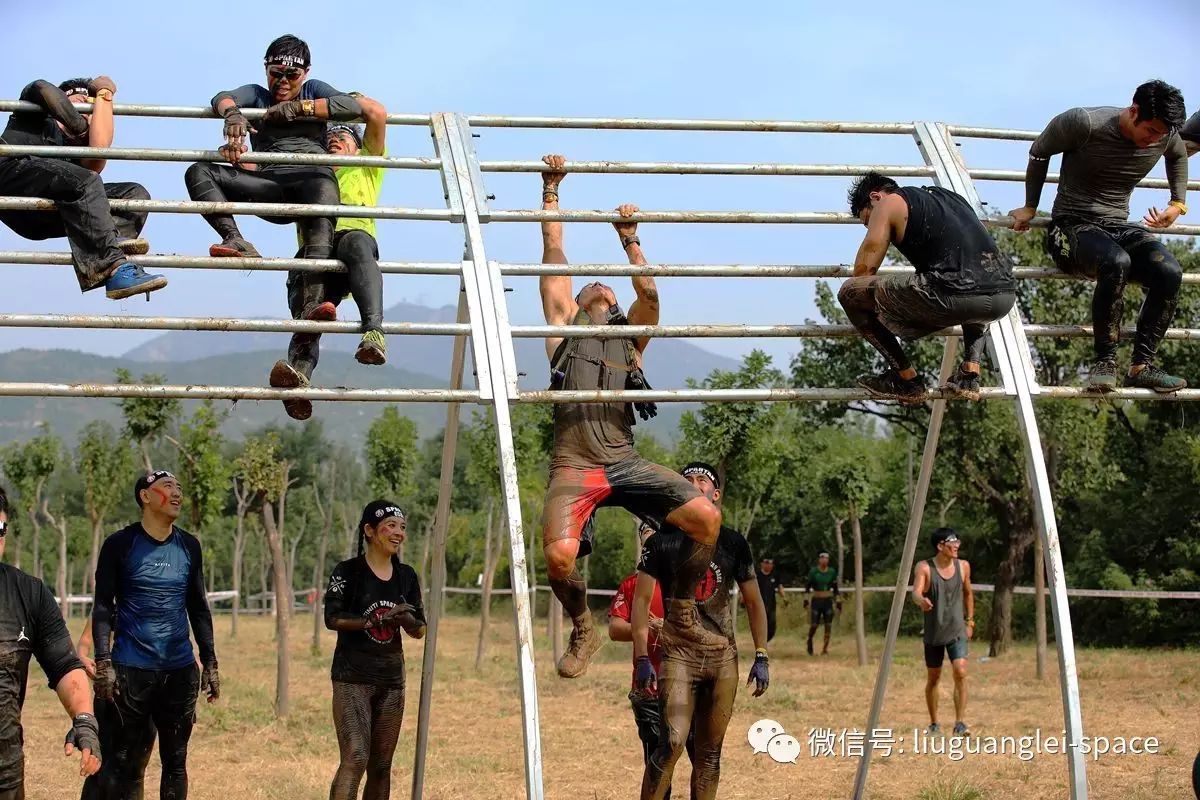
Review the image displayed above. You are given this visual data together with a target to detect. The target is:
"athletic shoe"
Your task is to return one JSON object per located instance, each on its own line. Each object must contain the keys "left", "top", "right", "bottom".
{"left": 942, "top": 368, "right": 982, "bottom": 401}
{"left": 806, "top": 637, "right": 814, "bottom": 656}
{"left": 556, "top": 616, "right": 602, "bottom": 679}
{"left": 662, "top": 599, "right": 729, "bottom": 651}
{"left": 1124, "top": 365, "right": 1187, "bottom": 394}
{"left": 858, "top": 370, "right": 927, "bottom": 405}
{"left": 927, "top": 723, "right": 941, "bottom": 735}
{"left": 303, "top": 301, "right": 338, "bottom": 323}
{"left": 355, "top": 329, "right": 387, "bottom": 365}
{"left": 105, "top": 263, "right": 167, "bottom": 300}
{"left": 268, "top": 359, "right": 312, "bottom": 421}
{"left": 1084, "top": 359, "right": 1119, "bottom": 393}
{"left": 952, "top": 721, "right": 969, "bottom": 736}
{"left": 209, "top": 236, "right": 261, "bottom": 259}
{"left": 117, "top": 238, "right": 149, "bottom": 255}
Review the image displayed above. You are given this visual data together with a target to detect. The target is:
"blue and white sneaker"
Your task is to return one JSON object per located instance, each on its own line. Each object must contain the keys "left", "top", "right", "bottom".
{"left": 105, "top": 263, "right": 167, "bottom": 300}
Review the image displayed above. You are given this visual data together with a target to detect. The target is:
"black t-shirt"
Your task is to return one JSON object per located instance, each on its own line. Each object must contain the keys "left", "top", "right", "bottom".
{"left": 324, "top": 556, "right": 425, "bottom": 688}
{"left": 638, "top": 526, "right": 755, "bottom": 647}
{"left": 756, "top": 570, "right": 781, "bottom": 610}
{"left": 0, "top": 563, "right": 83, "bottom": 790}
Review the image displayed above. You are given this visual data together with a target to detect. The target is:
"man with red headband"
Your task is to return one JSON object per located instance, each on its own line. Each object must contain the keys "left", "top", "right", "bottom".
{"left": 0, "top": 76, "right": 164, "bottom": 299}
{"left": 91, "top": 471, "right": 218, "bottom": 799}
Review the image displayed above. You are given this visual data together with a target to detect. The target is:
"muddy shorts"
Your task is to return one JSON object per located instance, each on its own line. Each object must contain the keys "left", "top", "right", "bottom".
{"left": 874, "top": 273, "right": 1015, "bottom": 341}
{"left": 542, "top": 456, "right": 701, "bottom": 557}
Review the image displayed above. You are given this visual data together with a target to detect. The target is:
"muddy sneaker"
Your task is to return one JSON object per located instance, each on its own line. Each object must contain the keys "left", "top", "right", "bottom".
{"left": 1124, "top": 365, "right": 1187, "bottom": 394}
{"left": 858, "top": 370, "right": 927, "bottom": 404}
{"left": 952, "top": 721, "right": 969, "bottom": 736}
{"left": 1084, "top": 359, "right": 1119, "bottom": 393}
{"left": 927, "top": 723, "right": 942, "bottom": 736}
{"left": 302, "top": 301, "right": 338, "bottom": 323}
{"left": 660, "top": 599, "right": 729, "bottom": 651}
{"left": 105, "top": 263, "right": 167, "bottom": 300}
{"left": 209, "top": 235, "right": 261, "bottom": 259}
{"left": 556, "top": 616, "right": 602, "bottom": 678}
{"left": 942, "top": 368, "right": 982, "bottom": 401}
{"left": 355, "top": 329, "right": 387, "bottom": 365}
{"left": 268, "top": 360, "right": 312, "bottom": 421}
{"left": 117, "top": 238, "right": 149, "bottom": 255}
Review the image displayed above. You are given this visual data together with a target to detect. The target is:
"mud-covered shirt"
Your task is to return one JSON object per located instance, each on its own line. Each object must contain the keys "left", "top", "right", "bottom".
{"left": 0, "top": 563, "right": 83, "bottom": 791}
{"left": 324, "top": 556, "right": 425, "bottom": 688}
{"left": 895, "top": 186, "right": 1014, "bottom": 295}
{"left": 609, "top": 572, "right": 666, "bottom": 691}
{"left": 637, "top": 526, "right": 755, "bottom": 647}
{"left": 211, "top": 80, "right": 362, "bottom": 156}
{"left": 1029, "top": 106, "right": 1188, "bottom": 223}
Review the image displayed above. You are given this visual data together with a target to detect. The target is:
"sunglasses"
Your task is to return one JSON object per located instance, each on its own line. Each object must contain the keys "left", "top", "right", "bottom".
{"left": 267, "top": 65, "right": 306, "bottom": 82}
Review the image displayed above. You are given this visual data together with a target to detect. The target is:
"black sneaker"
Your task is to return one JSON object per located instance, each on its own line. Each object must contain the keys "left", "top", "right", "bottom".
{"left": 1124, "top": 365, "right": 1187, "bottom": 394}
{"left": 942, "top": 368, "right": 982, "bottom": 401}
{"left": 209, "top": 236, "right": 262, "bottom": 259}
{"left": 1084, "top": 359, "right": 1119, "bottom": 393}
{"left": 858, "top": 370, "right": 927, "bottom": 405}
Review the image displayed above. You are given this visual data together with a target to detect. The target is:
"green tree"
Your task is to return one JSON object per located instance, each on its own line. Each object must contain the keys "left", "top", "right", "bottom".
{"left": 76, "top": 421, "right": 135, "bottom": 593}
{"left": 2, "top": 430, "right": 61, "bottom": 578}
{"left": 365, "top": 407, "right": 419, "bottom": 501}
{"left": 114, "top": 369, "right": 181, "bottom": 471}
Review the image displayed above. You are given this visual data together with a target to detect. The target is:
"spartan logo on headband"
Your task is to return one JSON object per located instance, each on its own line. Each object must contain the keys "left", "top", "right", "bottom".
{"left": 266, "top": 54, "right": 308, "bottom": 69}
{"left": 146, "top": 470, "right": 176, "bottom": 485}
{"left": 374, "top": 505, "right": 406, "bottom": 521}
{"left": 681, "top": 463, "right": 719, "bottom": 487}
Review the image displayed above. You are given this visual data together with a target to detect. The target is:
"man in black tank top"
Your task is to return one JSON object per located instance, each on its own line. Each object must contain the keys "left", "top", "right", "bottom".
{"left": 838, "top": 173, "right": 1017, "bottom": 403}
{"left": 912, "top": 527, "right": 975, "bottom": 736}
{"left": 537, "top": 155, "right": 728, "bottom": 681}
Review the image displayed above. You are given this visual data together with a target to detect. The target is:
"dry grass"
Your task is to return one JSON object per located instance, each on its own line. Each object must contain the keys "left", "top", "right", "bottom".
{"left": 21, "top": 614, "right": 1200, "bottom": 800}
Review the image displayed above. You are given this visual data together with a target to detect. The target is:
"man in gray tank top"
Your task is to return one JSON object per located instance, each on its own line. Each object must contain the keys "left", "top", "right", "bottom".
{"left": 537, "top": 155, "right": 728, "bottom": 681}
{"left": 912, "top": 527, "right": 975, "bottom": 736}
{"left": 1009, "top": 80, "right": 1190, "bottom": 394}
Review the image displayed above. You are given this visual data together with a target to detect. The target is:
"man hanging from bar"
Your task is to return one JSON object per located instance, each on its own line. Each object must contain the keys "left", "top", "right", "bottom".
{"left": 0, "top": 76, "right": 167, "bottom": 299}
{"left": 538, "top": 154, "right": 729, "bottom": 678}
{"left": 838, "top": 172, "right": 1017, "bottom": 404}
{"left": 184, "top": 34, "right": 362, "bottom": 372}
{"left": 268, "top": 96, "right": 390, "bottom": 421}
{"left": 1009, "top": 79, "right": 1190, "bottom": 393}
{"left": 632, "top": 462, "right": 770, "bottom": 800}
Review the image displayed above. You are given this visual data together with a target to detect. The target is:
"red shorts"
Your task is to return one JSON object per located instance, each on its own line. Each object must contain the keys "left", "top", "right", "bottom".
{"left": 541, "top": 456, "right": 701, "bottom": 556}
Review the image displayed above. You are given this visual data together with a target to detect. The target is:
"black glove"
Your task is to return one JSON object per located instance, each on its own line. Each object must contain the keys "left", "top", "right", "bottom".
{"left": 94, "top": 658, "right": 117, "bottom": 701}
{"left": 64, "top": 713, "right": 101, "bottom": 760}
{"left": 222, "top": 108, "right": 251, "bottom": 140}
{"left": 747, "top": 650, "right": 770, "bottom": 697}
{"left": 634, "top": 655, "right": 657, "bottom": 694}
{"left": 628, "top": 368, "right": 658, "bottom": 421}
{"left": 379, "top": 603, "right": 417, "bottom": 631}
{"left": 263, "top": 100, "right": 306, "bottom": 125}
{"left": 201, "top": 661, "right": 220, "bottom": 702}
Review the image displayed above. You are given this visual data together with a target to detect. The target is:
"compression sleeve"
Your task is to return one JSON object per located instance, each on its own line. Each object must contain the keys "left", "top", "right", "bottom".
{"left": 305, "top": 80, "right": 363, "bottom": 121}
{"left": 19, "top": 79, "right": 88, "bottom": 138}
{"left": 1163, "top": 134, "right": 1188, "bottom": 205}
{"left": 211, "top": 84, "right": 266, "bottom": 112}
{"left": 184, "top": 535, "right": 217, "bottom": 666}
{"left": 91, "top": 532, "right": 123, "bottom": 661}
{"left": 31, "top": 579, "right": 83, "bottom": 689}
{"left": 1026, "top": 108, "right": 1091, "bottom": 208}
{"left": 1182, "top": 112, "right": 1200, "bottom": 145}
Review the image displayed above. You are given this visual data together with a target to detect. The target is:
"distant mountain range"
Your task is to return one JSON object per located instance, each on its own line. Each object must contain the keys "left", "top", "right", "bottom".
{"left": 0, "top": 301, "right": 739, "bottom": 448}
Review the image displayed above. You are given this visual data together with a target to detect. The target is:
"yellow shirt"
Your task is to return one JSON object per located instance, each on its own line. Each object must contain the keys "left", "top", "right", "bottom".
{"left": 334, "top": 143, "right": 386, "bottom": 237}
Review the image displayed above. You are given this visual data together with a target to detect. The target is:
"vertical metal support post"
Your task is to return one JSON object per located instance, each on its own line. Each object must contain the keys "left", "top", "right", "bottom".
{"left": 852, "top": 337, "right": 958, "bottom": 800}
{"left": 411, "top": 288, "right": 470, "bottom": 799}
{"left": 439, "top": 113, "right": 545, "bottom": 800}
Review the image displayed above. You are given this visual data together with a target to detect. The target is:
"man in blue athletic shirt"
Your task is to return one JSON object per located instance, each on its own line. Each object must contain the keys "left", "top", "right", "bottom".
{"left": 91, "top": 471, "right": 219, "bottom": 800}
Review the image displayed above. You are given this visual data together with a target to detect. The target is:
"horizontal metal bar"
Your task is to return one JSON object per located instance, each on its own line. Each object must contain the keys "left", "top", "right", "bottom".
{"left": 465, "top": 115, "right": 916, "bottom": 134}
{"left": 0, "top": 251, "right": 462, "bottom": 275}
{"left": 1025, "top": 324, "right": 1200, "bottom": 341}
{"left": 0, "top": 144, "right": 439, "bottom": 170}
{"left": 969, "top": 167, "right": 1200, "bottom": 192}
{"left": 489, "top": 210, "right": 857, "bottom": 224}
{"left": 988, "top": 215, "right": 1198, "bottom": 236}
{"left": 946, "top": 125, "right": 1038, "bottom": 141}
{"left": 0, "top": 196, "right": 452, "bottom": 220}
{"left": 519, "top": 387, "right": 1200, "bottom": 402}
{"left": 0, "top": 382, "right": 482, "bottom": 402}
{"left": 0, "top": 314, "right": 469, "bottom": 335}
{"left": 479, "top": 160, "right": 935, "bottom": 177}
{"left": 0, "top": 100, "right": 431, "bottom": 125}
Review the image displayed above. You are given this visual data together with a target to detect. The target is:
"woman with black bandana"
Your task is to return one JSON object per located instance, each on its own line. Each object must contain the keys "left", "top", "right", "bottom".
{"left": 323, "top": 500, "right": 426, "bottom": 800}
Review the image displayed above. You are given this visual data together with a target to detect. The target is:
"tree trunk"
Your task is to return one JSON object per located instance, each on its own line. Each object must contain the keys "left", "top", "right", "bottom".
{"left": 261, "top": 501, "right": 291, "bottom": 718}
{"left": 259, "top": 541, "right": 269, "bottom": 614}
{"left": 988, "top": 510, "right": 1035, "bottom": 658}
{"left": 311, "top": 518, "right": 330, "bottom": 655}
{"left": 56, "top": 515, "right": 69, "bottom": 619}
{"left": 834, "top": 517, "right": 846, "bottom": 586}
{"left": 139, "top": 440, "right": 153, "bottom": 472}
{"left": 28, "top": 479, "right": 45, "bottom": 581}
{"left": 231, "top": 479, "right": 250, "bottom": 639}
{"left": 850, "top": 504, "right": 867, "bottom": 667}
{"left": 1034, "top": 532, "right": 1047, "bottom": 680}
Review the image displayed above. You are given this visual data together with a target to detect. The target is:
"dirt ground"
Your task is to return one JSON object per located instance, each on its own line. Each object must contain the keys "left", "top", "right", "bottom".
{"left": 20, "top": 614, "right": 1200, "bottom": 800}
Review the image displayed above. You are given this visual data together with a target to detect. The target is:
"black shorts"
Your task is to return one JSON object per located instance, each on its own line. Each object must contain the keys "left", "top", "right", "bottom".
{"left": 541, "top": 455, "right": 701, "bottom": 557}
{"left": 924, "top": 636, "right": 969, "bottom": 668}
{"left": 810, "top": 597, "right": 835, "bottom": 625}
{"left": 1045, "top": 217, "right": 1159, "bottom": 278}
{"left": 874, "top": 273, "right": 1015, "bottom": 341}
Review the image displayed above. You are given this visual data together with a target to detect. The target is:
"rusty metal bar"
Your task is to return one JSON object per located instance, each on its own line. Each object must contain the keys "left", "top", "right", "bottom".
{"left": 0, "top": 314, "right": 468, "bottom": 335}
{"left": 0, "top": 196, "right": 452, "bottom": 220}
{"left": 479, "top": 159, "right": 934, "bottom": 176}
{"left": 0, "top": 100, "right": 431, "bottom": 125}
{"left": 969, "top": 167, "right": 1200, "bottom": 192}
{"left": 0, "top": 382, "right": 481, "bottom": 402}
{"left": 946, "top": 125, "right": 1038, "bottom": 141}
{"left": 465, "top": 115, "right": 916, "bottom": 133}
{"left": 0, "top": 251, "right": 462, "bottom": 275}
{"left": 489, "top": 210, "right": 857, "bottom": 224}
{"left": 0, "top": 144, "right": 439, "bottom": 170}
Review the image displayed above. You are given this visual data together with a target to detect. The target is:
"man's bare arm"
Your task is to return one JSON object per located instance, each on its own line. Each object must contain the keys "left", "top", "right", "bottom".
{"left": 632, "top": 572, "right": 655, "bottom": 659}
{"left": 80, "top": 77, "right": 116, "bottom": 174}
{"left": 539, "top": 154, "right": 577, "bottom": 359}
{"left": 912, "top": 561, "right": 932, "bottom": 609}
{"left": 617, "top": 204, "right": 659, "bottom": 353}
{"left": 852, "top": 193, "right": 905, "bottom": 276}
{"left": 962, "top": 560, "right": 975, "bottom": 622}
{"left": 357, "top": 95, "right": 387, "bottom": 155}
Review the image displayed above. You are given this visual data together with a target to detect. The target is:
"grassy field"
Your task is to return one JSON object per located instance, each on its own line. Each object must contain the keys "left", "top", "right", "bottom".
{"left": 21, "top": 613, "right": 1200, "bottom": 800}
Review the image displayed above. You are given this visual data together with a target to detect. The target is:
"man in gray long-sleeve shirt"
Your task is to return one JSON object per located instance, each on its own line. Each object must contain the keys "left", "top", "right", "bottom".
{"left": 1009, "top": 80, "right": 1189, "bottom": 394}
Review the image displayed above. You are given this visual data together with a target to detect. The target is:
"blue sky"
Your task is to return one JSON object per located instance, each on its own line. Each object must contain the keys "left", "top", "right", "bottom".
{"left": 2, "top": 0, "right": 1197, "bottom": 371}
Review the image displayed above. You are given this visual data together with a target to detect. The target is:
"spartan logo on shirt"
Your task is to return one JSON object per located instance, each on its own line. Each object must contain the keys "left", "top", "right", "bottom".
{"left": 694, "top": 562, "right": 723, "bottom": 603}
{"left": 363, "top": 601, "right": 399, "bottom": 644}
